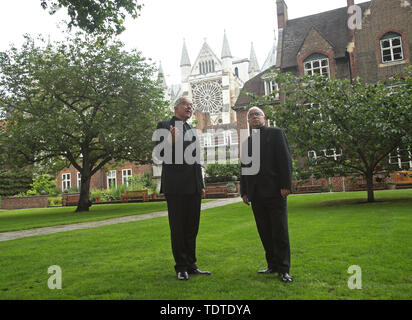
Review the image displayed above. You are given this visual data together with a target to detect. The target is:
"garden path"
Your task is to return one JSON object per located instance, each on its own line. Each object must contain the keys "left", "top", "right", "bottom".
{"left": 0, "top": 198, "right": 242, "bottom": 242}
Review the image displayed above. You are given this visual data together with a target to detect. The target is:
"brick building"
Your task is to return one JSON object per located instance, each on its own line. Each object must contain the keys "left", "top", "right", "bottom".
{"left": 55, "top": 0, "right": 411, "bottom": 192}
{"left": 56, "top": 163, "right": 152, "bottom": 192}
{"left": 233, "top": 0, "right": 411, "bottom": 190}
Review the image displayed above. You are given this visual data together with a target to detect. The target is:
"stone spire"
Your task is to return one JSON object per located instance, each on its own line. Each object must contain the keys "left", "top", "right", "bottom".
{"left": 180, "top": 39, "right": 191, "bottom": 67}
{"left": 157, "top": 61, "right": 167, "bottom": 89}
{"left": 221, "top": 30, "right": 232, "bottom": 59}
{"left": 262, "top": 30, "right": 277, "bottom": 71}
{"left": 248, "top": 42, "right": 260, "bottom": 78}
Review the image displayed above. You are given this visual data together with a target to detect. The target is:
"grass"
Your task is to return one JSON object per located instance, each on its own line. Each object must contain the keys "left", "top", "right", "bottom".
{"left": 0, "top": 189, "right": 411, "bottom": 300}
{"left": 0, "top": 200, "right": 214, "bottom": 233}
{"left": 0, "top": 202, "right": 170, "bottom": 232}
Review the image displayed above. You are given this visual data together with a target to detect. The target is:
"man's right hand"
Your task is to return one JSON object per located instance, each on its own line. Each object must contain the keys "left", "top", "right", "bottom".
{"left": 168, "top": 125, "right": 179, "bottom": 144}
{"left": 242, "top": 195, "right": 249, "bottom": 206}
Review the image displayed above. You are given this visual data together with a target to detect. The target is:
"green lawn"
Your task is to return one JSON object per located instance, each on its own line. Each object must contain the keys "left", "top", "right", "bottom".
{"left": 0, "top": 202, "right": 169, "bottom": 232}
{"left": 0, "top": 190, "right": 411, "bottom": 300}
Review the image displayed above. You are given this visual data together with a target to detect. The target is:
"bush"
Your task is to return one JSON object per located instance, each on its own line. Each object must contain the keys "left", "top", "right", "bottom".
{"left": 48, "top": 197, "right": 62, "bottom": 206}
{"left": 90, "top": 188, "right": 104, "bottom": 202}
{"left": 128, "top": 173, "right": 157, "bottom": 194}
{"left": 205, "top": 163, "right": 240, "bottom": 183}
{"left": 23, "top": 174, "right": 60, "bottom": 196}
{"left": 106, "top": 184, "right": 126, "bottom": 201}
{"left": 0, "top": 169, "right": 33, "bottom": 197}
{"left": 90, "top": 185, "right": 127, "bottom": 202}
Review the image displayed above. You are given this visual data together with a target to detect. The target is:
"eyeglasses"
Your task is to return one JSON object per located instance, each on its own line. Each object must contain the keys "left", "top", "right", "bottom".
{"left": 179, "top": 101, "right": 193, "bottom": 108}
{"left": 248, "top": 112, "right": 263, "bottom": 119}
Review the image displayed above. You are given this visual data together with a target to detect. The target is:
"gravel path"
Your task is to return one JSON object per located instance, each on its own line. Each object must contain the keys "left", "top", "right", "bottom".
{"left": 0, "top": 197, "right": 242, "bottom": 242}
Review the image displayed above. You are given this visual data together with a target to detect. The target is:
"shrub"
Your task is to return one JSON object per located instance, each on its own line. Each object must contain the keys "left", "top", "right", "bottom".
{"left": 205, "top": 163, "right": 240, "bottom": 183}
{"left": 23, "top": 174, "right": 60, "bottom": 196}
{"left": 106, "top": 184, "right": 126, "bottom": 201}
{"left": 128, "top": 173, "right": 157, "bottom": 193}
{"left": 48, "top": 197, "right": 62, "bottom": 206}
{"left": 0, "top": 169, "right": 33, "bottom": 197}
{"left": 90, "top": 189, "right": 104, "bottom": 202}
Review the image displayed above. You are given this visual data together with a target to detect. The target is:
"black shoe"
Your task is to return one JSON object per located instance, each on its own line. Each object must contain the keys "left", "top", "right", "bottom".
{"left": 188, "top": 268, "right": 211, "bottom": 275}
{"left": 177, "top": 271, "right": 189, "bottom": 280}
{"left": 258, "top": 268, "right": 275, "bottom": 274}
{"left": 279, "top": 272, "right": 293, "bottom": 282}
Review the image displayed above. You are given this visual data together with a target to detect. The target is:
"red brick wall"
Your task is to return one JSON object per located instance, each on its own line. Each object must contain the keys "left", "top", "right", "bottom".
{"left": 1, "top": 195, "right": 48, "bottom": 210}
{"left": 296, "top": 28, "right": 337, "bottom": 78}
{"left": 353, "top": 0, "right": 411, "bottom": 82}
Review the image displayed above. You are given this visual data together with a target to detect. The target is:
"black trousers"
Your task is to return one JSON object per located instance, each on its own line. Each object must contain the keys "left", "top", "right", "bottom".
{"left": 251, "top": 193, "right": 291, "bottom": 273}
{"left": 165, "top": 193, "right": 202, "bottom": 273}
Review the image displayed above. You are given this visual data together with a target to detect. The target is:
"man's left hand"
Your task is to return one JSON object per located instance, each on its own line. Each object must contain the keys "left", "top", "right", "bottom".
{"left": 280, "top": 189, "right": 290, "bottom": 199}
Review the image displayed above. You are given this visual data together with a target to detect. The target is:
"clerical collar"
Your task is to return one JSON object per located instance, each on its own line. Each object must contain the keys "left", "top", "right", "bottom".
{"left": 172, "top": 116, "right": 187, "bottom": 124}
{"left": 251, "top": 125, "right": 265, "bottom": 134}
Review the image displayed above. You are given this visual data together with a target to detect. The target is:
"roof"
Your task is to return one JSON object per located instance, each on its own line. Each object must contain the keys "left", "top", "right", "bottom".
{"left": 180, "top": 40, "right": 191, "bottom": 67}
{"left": 221, "top": 31, "right": 232, "bottom": 59}
{"left": 233, "top": 70, "right": 267, "bottom": 109}
{"left": 248, "top": 42, "right": 260, "bottom": 73}
{"left": 281, "top": 1, "right": 371, "bottom": 69}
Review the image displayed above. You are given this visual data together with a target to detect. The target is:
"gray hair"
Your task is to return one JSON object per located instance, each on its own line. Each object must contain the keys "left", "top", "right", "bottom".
{"left": 174, "top": 96, "right": 191, "bottom": 108}
{"left": 247, "top": 106, "right": 265, "bottom": 118}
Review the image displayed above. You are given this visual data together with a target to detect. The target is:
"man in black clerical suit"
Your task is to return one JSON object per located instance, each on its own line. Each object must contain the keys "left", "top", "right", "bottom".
{"left": 155, "top": 96, "right": 210, "bottom": 281}
{"left": 240, "top": 106, "right": 293, "bottom": 283}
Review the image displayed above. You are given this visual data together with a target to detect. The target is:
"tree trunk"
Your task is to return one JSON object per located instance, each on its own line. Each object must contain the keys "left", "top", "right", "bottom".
{"left": 365, "top": 172, "right": 375, "bottom": 202}
{"left": 76, "top": 174, "right": 92, "bottom": 212}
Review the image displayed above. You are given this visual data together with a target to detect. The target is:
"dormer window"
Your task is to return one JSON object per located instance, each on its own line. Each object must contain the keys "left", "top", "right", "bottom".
{"left": 380, "top": 32, "right": 404, "bottom": 63}
{"left": 304, "top": 54, "right": 330, "bottom": 77}
{"left": 264, "top": 80, "right": 279, "bottom": 99}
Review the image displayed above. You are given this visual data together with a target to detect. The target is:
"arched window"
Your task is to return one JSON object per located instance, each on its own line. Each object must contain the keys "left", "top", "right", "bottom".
{"left": 199, "top": 62, "right": 202, "bottom": 74}
{"left": 304, "top": 53, "right": 330, "bottom": 77}
{"left": 380, "top": 32, "right": 404, "bottom": 63}
{"left": 212, "top": 60, "right": 215, "bottom": 72}
{"left": 234, "top": 67, "right": 239, "bottom": 77}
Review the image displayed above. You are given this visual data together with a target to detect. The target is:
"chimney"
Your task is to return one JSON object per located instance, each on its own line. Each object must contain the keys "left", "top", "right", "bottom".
{"left": 347, "top": 0, "right": 355, "bottom": 37}
{"left": 276, "top": 0, "right": 288, "bottom": 29}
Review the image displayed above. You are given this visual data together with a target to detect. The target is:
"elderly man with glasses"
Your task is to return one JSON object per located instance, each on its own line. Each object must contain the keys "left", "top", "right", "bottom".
{"left": 155, "top": 96, "right": 210, "bottom": 281}
{"left": 240, "top": 106, "right": 294, "bottom": 283}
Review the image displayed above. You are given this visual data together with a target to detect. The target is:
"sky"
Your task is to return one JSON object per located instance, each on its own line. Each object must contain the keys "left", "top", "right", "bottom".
{"left": 0, "top": 0, "right": 363, "bottom": 85}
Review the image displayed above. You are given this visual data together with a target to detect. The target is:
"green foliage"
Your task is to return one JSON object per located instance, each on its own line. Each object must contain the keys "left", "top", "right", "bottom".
{"left": 90, "top": 188, "right": 104, "bottom": 202}
{"left": 0, "top": 169, "right": 33, "bottom": 197}
{"left": 23, "top": 174, "right": 60, "bottom": 196}
{"left": 90, "top": 184, "right": 127, "bottom": 202}
{"left": 48, "top": 196, "right": 62, "bottom": 206}
{"left": 106, "top": 184, "right": 126, "bottom": 201}
{"left": 205, "top": 163, "right": 240, "bottom": 183}
{"left": 128, "top": 173, "right": 157, "bottom": 193}
{"left": 40, "top": 0, "right": 142, "bottom": 36}
{"left": 0, "top": 32, "right": 168, "bottom": 211}
{"left": 255, "top": 66, "right": 411, "bottom": 201}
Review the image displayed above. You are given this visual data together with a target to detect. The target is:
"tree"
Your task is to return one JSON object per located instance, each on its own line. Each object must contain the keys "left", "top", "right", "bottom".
{"left": 0, "top": 32, "right": 169, "bottom": 212}
{"left": 257, "top": 67, "right": 411, "bottom": 202}
{"left": 40, "top": 0, "right": 142, "bottom": 36}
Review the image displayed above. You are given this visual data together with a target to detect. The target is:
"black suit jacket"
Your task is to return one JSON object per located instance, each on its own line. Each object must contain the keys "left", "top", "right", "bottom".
{"left": 156, "top": 117, "right": 204, "bottom": 195}
{"left": 240, "top": 126, "right": 292, "bottom": 200}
